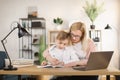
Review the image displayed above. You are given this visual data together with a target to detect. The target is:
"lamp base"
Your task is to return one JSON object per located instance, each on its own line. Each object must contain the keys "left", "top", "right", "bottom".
{"left": 4, "top": 65, "right": 17, "bottom": 70}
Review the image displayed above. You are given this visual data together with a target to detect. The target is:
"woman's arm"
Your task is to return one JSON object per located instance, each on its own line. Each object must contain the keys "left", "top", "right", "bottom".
{"left": 86, "top": 39, "right": 96, "bottom": 59}
{"left": 64, "top": 61, "right": 78, "bottom": 67}
{"left": 64, "top": 59, "right": 88, "bottom": 67}
{"left": 75, "top": 39, "right": 96, "bottom": 66}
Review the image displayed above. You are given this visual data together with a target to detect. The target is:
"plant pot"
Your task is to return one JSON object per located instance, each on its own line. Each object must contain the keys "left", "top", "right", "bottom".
{"left": 90, "top": 25, "right": 95, "bottom": 29}
{"left": 56, "top": 25, "right": 62, "bottom": 30}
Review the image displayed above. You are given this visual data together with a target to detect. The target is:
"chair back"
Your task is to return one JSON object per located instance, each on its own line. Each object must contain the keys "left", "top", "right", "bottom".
{"left": 0, "top": 51, "right": 7, "bottom": 69}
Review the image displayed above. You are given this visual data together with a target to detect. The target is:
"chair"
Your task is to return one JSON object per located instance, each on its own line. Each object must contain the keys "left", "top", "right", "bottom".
{"left": 115, "top": 76, "right": 120, "bottom": 80}
{"left": 0, "top": 51, "right": 32, "bottom": 80}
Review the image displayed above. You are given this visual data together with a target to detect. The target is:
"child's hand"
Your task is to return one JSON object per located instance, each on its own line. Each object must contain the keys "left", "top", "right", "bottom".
{"left": 41, "top": 61, "right": 47, "bottom": 66}
{"left": 50, "top": 58, "right": 60, "bottom": 65}
{"left": 46, "top": 56, "right": 60, "bottom": 65}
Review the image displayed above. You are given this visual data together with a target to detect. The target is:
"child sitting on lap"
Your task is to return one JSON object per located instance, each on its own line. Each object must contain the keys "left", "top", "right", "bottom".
{"left": 41, "top": 31, "right": 79, "bottom": 67}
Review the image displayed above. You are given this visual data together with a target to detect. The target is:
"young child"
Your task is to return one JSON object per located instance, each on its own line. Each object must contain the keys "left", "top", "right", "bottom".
{"left": 41, "top": 31, "right": 79, "bottom": 67}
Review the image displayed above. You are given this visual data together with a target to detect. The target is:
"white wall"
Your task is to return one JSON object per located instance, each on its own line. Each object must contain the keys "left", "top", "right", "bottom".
{"left": 118, "top": 0, "right": 120, "bottom": 52}
{"left": 0, "top": 0, "right": 119, "bottom": 59}
{"left": 100, "top": 0, "right": 119, "bottom": 51}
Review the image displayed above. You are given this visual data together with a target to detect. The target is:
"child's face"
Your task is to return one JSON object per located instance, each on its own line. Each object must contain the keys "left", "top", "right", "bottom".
{"left": 56, "top": 39, "right": 69, "bottom": 49}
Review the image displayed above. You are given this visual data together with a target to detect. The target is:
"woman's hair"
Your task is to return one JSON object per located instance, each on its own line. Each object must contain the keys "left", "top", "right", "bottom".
{"left": 56, "top": 30, "right": 70, "bottom": 40}
{"left": 69, "top": 22, "right": 87, "bottom": 51}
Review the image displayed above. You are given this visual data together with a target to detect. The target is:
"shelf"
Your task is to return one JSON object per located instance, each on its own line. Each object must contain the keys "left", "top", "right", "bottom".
{"left": 48, "top": 30, "right": 68, "bottom": 47}
{"left": 19, "top": 17, "right": 46, "bottom": 59}
{"left": 49, "top": 43, "right": 56, "bottom": 45}
{"left": 31, "top": 43, "right": 40, "bottom": 45}
{"left": 21, "top": 49, "right": 32, "bottom": 52}
{"left": 31, "top": 27, "right": 45, "bottom": 29}
{"left": 89, "top": 29, "right": 102, "bottom": 51}
{"left": 20, "top": 17, "right": 45, "bottom": 20}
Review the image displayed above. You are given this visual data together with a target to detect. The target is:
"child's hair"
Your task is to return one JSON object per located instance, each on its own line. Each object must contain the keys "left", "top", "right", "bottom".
{"left": 56, "top": 31, "right": 70, "bottom": 45}
{"left": 56, "top": 31, "right": 69, "bottom": 40}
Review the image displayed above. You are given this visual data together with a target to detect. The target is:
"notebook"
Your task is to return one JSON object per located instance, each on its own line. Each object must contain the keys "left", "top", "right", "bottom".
{"left": 37, "top": 64, "right": 63, "bottom": 68}
{"left": 72, "top": 51, "right": 113, "bottom": 71}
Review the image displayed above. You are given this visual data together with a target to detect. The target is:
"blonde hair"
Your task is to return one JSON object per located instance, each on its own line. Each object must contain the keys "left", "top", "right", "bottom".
{"left": 56, "top": 31, "right": 69, "bottom": 40}
{"left": 69, "top": 22, "right": 87, "bottom": 51}
{"left": 56, "top": 31, "right": 70, "bottom": 45}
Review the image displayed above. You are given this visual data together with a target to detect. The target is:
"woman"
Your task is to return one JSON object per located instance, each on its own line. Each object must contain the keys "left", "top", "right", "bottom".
{"left": 43, "top": 22, "right": 98, "bottom": 80}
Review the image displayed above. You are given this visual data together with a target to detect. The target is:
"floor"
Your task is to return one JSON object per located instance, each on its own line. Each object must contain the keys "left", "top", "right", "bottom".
{"left": 39, "top": 75, "right": 116, "bottom": 80}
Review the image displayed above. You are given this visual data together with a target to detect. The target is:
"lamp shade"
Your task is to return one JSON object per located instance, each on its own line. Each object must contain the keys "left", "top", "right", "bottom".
{"left": 18, "top": 23, "right": 30, "bottom": 38}
{"left": 104, "top": 24, "right": 112, "bottom": 29}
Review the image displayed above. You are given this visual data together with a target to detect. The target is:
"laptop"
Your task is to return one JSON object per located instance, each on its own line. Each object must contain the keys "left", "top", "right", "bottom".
{"left": 72, "top": 51, "right": 113, "bottom": 71}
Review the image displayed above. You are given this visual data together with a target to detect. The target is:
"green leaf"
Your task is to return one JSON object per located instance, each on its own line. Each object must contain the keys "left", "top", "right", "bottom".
{"left": 83, "top": 0, "right": 104, "bottom": 24}
{"left": 53, "top": 17, "right": 63, "bottom": 25}
{"left": 39, "top": 35, "right": 46, "bottom": 64}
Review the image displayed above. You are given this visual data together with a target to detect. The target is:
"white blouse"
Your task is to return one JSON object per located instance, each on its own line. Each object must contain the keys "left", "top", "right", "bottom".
{"left": 73, "top": 42, "right": 86, "bottom": 60}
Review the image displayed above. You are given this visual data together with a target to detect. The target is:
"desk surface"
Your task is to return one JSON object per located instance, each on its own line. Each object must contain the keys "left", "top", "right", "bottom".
{"left": 0, "top": 66, "right": 120, "bottom": 76}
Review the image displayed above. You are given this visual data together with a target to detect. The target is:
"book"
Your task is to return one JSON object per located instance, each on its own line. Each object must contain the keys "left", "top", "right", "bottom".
{"left": 37, "top": 64, "right": 63, "bottom": 68}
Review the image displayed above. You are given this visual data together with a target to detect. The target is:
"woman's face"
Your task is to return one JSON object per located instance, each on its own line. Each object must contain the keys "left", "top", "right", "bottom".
{"left": 70, "top": 30, "right": 82, "bottom": 43}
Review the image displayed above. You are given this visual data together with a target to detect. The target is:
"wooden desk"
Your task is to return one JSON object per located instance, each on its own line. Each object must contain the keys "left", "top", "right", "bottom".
{"left": 0, "top": 66, "right": 120, "bottom": 80}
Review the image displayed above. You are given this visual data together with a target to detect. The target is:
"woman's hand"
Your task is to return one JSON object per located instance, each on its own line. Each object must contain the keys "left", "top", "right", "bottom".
{"left": 58, "top": 61, "right": 64, "bottom": 66}
{"left": 75, "top": 59, "right": 88, "bottom": 66}
{"left": 64, "top": 61, "right": 78, "bottom": 67}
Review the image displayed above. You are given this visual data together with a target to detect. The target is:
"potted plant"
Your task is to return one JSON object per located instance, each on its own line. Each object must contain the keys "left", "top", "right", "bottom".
{"left": 53, "top": 17, "right": 63, "bottom": 30}
{"left": 39, "top": 35, "right": 46, "bottom": 64}
{"left": 83, "top": 0, "right": 104, "bottom": 29}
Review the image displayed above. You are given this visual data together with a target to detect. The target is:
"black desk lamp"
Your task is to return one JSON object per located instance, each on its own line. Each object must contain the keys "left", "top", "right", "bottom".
{"left": 1, "top": 22, "right": 30, "bottom": 70}
{"left": 104, "top": 24, "right": 112, "bottom": 29}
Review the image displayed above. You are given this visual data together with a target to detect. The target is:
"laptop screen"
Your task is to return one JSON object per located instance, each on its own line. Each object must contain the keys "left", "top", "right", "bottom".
{"left": 73, "top": 51, "right": 113, "bottom": 71}
{"left": 86, "top": 51, "right": 113, "bottom": 70}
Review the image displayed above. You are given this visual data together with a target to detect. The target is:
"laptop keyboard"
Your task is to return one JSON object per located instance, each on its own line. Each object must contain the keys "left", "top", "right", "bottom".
{"left": 72, "top": 66, "right": 86, "bottom": 71}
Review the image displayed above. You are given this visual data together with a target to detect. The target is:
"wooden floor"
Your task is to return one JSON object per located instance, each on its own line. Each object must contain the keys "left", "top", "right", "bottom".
{"left": 36, "top": 75, "right": 51, "bottom": 80}
{"left": 99, "top": 75, "right": 115, "bottom": 80}
{"left": 38, "top": 75, "right": 116, "bottom": 80}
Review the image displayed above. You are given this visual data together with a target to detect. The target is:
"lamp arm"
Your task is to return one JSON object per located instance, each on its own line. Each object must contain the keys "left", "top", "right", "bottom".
{"left": 1, "top": 40, "right": 12, "bottom": 66}
{"left": 1, "top": 27, "right": 18, "bottom": 68}
{"left": 2, "top": 27, "right": 18, "bottom": 41}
